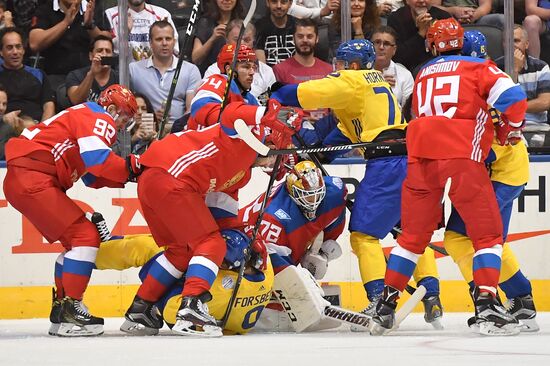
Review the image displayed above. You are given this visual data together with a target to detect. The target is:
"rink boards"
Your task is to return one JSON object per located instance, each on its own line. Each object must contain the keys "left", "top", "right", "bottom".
{"left": 0, "top": 158, "right": 549, "bottom": 319}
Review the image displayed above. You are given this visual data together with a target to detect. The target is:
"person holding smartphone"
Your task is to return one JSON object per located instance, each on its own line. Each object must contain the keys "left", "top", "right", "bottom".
{"left": 66, "top": 35, "right": 120, "bottom": 106}
{"left": 131, "top": 93, "right": 157, "bottom": 155}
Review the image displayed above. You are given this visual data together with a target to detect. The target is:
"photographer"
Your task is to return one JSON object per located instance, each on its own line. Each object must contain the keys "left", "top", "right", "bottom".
{"left": 66, "top": 35, "right": 119, "bottom": 105}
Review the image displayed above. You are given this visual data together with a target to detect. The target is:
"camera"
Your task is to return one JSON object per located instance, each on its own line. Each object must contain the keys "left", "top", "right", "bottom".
{"left": 100, "top": 56, "right": 117, "bottom": 66}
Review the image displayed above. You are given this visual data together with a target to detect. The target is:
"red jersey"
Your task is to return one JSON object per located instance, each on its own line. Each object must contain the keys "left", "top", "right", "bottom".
{"left": 410, "top": 55, "right": 527, "bottom": 161}
{"left": 5, "top": 102, "right": 128, "bottom": 189}
{"left": 187, "top": 74, "right": 259, "bottom": 130}
{"left": 139, "top": 102, "right": 267, "bottom": 196}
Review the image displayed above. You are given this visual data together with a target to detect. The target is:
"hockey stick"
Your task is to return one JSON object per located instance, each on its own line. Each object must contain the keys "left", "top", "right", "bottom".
{"left": 220, "top": 154, "right": 283, "bottom": 329}
{"left": 216, "top": 0, "right": 257, "bottom": 123}
{"left": 157, "top": 0, "right": 201, "bottom": 139}
{"left": 234, "top": 119, "right": 405, "bottom": 156}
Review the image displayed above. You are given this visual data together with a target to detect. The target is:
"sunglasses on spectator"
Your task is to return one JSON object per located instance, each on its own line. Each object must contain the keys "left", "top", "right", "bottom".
{"left": 373, "top": 40, "right": 396, "bottom": 47}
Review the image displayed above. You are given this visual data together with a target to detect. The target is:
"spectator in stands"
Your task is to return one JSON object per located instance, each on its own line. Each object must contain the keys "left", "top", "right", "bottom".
{"left": 387, "top": 0, "right": 451, "bottom": 72}
{"left": 0, "top": 1, "right": 14, "bottom": 29}
{"left": 131, "top": 92, "right": 156, "bottom": 155}
{"left": 4, "top": 0, "right": 37, "bottom": 35}
{"left": 0, "top": 84, "right": 16, "bottom": 160}
{"left": 0, "top": 28, "right": 55, "bottom": 122}
{"left": 255, "top": 0, "right": 297, "bottom": 66}
{"left": 376, "top": 0, "right": 404, "bottom": 24}
{"left": 273, "top": 18, "right": 332, "bottom": 83}
{"left": 495, "top": 24, "right": 550, "bottom": 147}
{"left": 129, "top": 20, "right": 201, "bottom": 128}
{"left": 104, "top": 0, "right": 179, "bottom": 62}
{"left": 29, "top": 0, "right": 110, "bottom": 90}
{"left": 329, "top": 0, "right": 380, "bottom": 57}
{"left": 66, "top": 35, "right": 119, "bottom": 105}
{"left": 288, "top": 0, "right": 339, "bottom": 20}
{"left": 192, "top": 0, "right": 244, "bottom": 75}
{"left": 371, "top": 25, "right": 413, "bottom": 108}
{"left": 523, "top": 0, "right": 550, "bottom": 59}
{"left": 203, "top": 19, "right": 276, "bottom": 102}
{"left": 432, "top": 0, "right": 504, "bottom": 28}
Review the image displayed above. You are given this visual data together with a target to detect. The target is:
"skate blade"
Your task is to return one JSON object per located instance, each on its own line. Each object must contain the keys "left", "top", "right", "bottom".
{"left": 48, "top": 323, "right": 60, "bottom": 336}
{"left": 120, "top": 320, "right": 159, "bottom": 336}
{"left": 57, "top": 323, "right": 103, "bottom": 337}
{"left": 369, "top": 322, "right": 392, "bottom": 336}
{"left": 427, "top": 318, "right": 445, "bottom": 330}
{"left": 478, "top": 321, "right": 520, "bottom": 336}
{"left": 518, "top": 318, "right": 540, "bottom": 332}
{"left": 172, "top": 319, "right": 223, "bottom": 338}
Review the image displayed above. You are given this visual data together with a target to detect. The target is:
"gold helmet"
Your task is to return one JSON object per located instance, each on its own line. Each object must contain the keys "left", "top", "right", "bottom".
{"left": 286, "top": 161, "right": 326, "bottom": 220}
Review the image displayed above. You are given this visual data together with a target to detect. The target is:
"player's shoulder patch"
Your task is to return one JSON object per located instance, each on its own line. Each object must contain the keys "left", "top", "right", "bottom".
{"left": 274, "top": 208, "right": 292, "bottom": 220}
{"left": 327, "top": 176, "right": 344, "bottom": 190}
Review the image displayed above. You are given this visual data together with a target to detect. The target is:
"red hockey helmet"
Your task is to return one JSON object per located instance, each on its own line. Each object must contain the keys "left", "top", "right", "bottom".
{"left": 426, "top": 18, "right": 464, "bottom": 54}
{"left": 98, "top": 84, "right": 138, "bottom": 117}
{"left": 217, "top": 44, "right": 258, "bottom": 73}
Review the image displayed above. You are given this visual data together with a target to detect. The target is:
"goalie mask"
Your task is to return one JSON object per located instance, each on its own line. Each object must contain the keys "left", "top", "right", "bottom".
{"left": 221, "top": 229, "right": 251, "bottom": 269}
{"left": 286, "top": 161, "right": 326, "bottom": 220}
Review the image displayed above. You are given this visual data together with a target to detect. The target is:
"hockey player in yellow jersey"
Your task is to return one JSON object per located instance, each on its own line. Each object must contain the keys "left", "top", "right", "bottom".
{"left": 271, "top": 39, "right": 442, "bottom": 327}
{"left": 59, "top": 231, "right": 274, "bottom": 336}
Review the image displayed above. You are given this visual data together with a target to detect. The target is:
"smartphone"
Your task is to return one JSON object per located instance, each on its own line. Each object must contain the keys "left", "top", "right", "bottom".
{"left": 100, "top": 56, "right": 117, "bottom": 66}
{"left": 140, "top": 113, "right": 155, "bottom": 133}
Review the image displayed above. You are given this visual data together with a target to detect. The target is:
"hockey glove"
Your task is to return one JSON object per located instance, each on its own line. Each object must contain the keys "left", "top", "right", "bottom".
{"left": 262, "top": 99, "right": 303, "bottom": 137}
{"left": 493, "top": 109, "right": 524, "bottom": 146}
{"left": 319, "top": 240, "right": 343, "bottom": 261}
{"left": 301, "top": 251, "right": 328, "bottom": 280}
{"left": 250, "top": 237, "right": 268, "bottom": 271}
{"left": 126, "top": 154, "right": 142, "bottom": 183}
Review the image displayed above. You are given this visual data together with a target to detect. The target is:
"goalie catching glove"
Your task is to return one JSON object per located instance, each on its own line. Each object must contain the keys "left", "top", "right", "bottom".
{"left": 301, "top": 240, "right": 342, "bottom": 280}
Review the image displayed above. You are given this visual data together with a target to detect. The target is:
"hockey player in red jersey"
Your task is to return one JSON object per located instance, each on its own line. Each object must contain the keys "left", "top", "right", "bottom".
{"left": 186, "top": 44, "right": 259, "bottom": 130}
{"left": 121, "top": 99, "right": 303, "bottom": 337}
{"left": 2, "top": 84, "right": 140, "bottom": 337}
{"left": 371, "top": 18, "right": 528, "bottom": 336}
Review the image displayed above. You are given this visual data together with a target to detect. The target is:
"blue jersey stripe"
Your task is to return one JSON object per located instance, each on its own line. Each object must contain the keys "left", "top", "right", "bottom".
{"left": 81, "top": 149, "right": 110, "bottom": 167}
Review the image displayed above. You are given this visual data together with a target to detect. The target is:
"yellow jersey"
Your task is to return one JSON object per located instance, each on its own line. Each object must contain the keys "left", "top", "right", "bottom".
{"left": 296, "top": 69, "right": 406, "bottom": 142}
{"left": 95, "top": 235, "right": 274, "bottom": 335}
{"left": 489, "top": 138, "right": 529, "bottom": 186}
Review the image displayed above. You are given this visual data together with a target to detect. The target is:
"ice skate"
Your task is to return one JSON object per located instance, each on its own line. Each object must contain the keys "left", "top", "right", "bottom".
{"left": 172, "top": 292, "right": 222, "bottom": 337}
{"left": 370, "top": 286, "right": 399, "bottom": 336}
{"left": 86, "top": 211, "right": 111, "bottom": 242}
{"left": 422, "top": 295, "right": 444, "bottom": 330}
{"left": 350, "top": 296, "right": 378, "bottom": 332}
{"left": 506, "top": 294, "right": 539, "bottom": 332}
{"left": 57, "top": 297, "right": 104, "bottom": 337}
{"left": 48, "top": 288, "right": 62, "bottom": 336}
{"left": 472, "top": 290, "right": 520, "bottom": 336}
{"left": 121, "top": 296, "right": 163, "bottom": 336}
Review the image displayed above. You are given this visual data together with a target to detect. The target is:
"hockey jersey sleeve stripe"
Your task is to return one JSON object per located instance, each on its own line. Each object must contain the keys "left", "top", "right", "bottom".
{"left": 190, "top": 90, "right": 223, "bottom": 117}
{"left": 487, "top": 78, "right": 527, "bottom": 114}
{"left": 206, "top": 192, "right": 239, "bottom": 217}
{"left": 78, "top": 135, "right": 112, "bottom": 167}
{"left": 187, "top": 256, "right": 219, "bottom": 286}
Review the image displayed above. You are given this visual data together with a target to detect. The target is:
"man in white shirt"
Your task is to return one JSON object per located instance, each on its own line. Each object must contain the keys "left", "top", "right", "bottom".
{"left": 371, "top": 26, "right": 413, "bottom": 108}
{"left": 104, "top": 0, "right": 179, "bottom": 61}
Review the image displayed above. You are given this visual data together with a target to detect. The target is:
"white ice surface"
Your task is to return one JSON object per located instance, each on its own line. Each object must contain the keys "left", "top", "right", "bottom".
{"left": 1, "top": 313, "right": 549, "bottom": 366}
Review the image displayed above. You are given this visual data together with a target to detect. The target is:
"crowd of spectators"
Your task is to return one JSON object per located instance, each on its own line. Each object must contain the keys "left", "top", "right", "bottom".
{"left": 1, "top": 0, "right": 550, "bottom": 160}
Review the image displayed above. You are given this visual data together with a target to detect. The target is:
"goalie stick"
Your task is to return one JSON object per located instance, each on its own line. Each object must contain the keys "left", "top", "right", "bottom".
{"left": 234, "top": 118, "right": 405, "bottom": 156}
{"left": 157, "top": 0, "right": 201, "bottom": 139}
{"left": 323, "top": 285, "right": 427, "bottom": 331}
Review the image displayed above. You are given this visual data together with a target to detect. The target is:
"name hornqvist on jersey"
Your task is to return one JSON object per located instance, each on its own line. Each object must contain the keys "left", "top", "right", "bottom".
{"left": 362, "top": 72, "right": 385, "bottom": 84}
{"left": 234, "top": 292, "right": 271, "bottom": 308}
{"left": 419, "top": 61, "right": 461, "bottom": 78}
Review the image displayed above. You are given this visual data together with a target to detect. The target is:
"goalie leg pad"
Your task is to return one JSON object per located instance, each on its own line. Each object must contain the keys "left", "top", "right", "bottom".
{"left": 272, "top": 265, "right": 330, "bottom": 332}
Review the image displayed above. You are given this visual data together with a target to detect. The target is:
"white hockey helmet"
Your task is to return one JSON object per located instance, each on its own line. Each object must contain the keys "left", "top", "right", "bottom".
{"left": 286, "top": 160, "right": 326, "bottom": 220}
